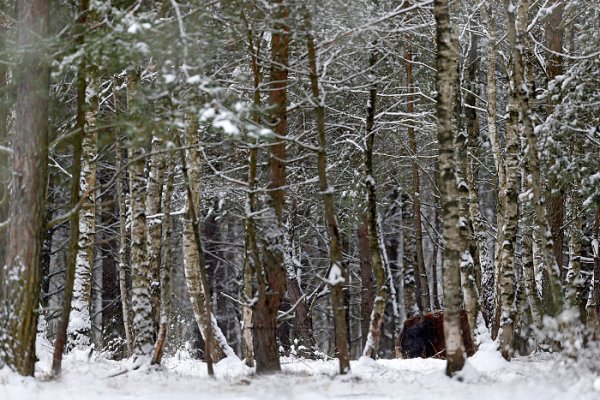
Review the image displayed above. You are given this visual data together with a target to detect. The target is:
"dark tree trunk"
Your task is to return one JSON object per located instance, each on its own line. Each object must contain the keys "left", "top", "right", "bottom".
{"left": 253, "top": 0, "right": 289, "bottom": 374}
{"left": 359, "top": 219, "right": 373, "bottom": 348}
{"left": 1, "top": 0, "right": 50, "bottom": 376}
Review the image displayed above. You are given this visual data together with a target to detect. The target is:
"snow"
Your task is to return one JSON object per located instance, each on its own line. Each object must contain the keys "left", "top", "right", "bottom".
{"left": 326, "top": 263, "right": 345, "bottom": 286}
{"left": 1, "top": 335, "right": 598, "bottom": 400}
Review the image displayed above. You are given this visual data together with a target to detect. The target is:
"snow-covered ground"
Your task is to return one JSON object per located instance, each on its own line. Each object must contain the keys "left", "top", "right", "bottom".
{"left": 1, "top": 335, "right": 599, "bottom": 400}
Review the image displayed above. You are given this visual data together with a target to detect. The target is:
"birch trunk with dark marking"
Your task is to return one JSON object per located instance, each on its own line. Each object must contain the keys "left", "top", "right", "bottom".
{"left": 482, "top": 3, "right": 505, "bottom": 336}
{"left": 305, "top": 9, "right": 350, "bottom": 373}
{"left": 0, "top": 0, "right": 49, "bottom": 376}
{"left": 433, "top": 0, "right": 465, "bottom": 377}
{"left": 151, "top": 156, "right": 174, "bottom": 365}
{"left": 68, "top": 65, "right": 98, "bottom": 350}
{"left": 498, "top": 0, "right": 524, "bottom": 361}
{"left": 127, "top": 70, "right": 154, "bottom": 359}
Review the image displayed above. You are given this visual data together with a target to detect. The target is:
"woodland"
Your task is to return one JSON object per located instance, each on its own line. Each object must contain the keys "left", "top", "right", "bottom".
{"left": 0, "top": 0, "right": 599, "bottom": 387}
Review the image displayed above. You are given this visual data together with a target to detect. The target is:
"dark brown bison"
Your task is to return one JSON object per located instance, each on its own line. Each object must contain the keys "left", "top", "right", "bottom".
{"left": 395, "top": 310, "right": 476, "bottom": 359}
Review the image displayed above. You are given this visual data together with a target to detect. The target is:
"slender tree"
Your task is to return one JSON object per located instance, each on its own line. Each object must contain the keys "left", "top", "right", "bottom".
{"left": 434, "top": 0, "right": 465, "bottom": 376}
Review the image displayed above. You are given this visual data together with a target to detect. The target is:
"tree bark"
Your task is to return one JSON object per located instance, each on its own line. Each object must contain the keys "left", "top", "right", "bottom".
{"left": 181, "top": 115, "right": 232, "bottom": 363}
{"left": 545, "top": 0, "right": 565, "bottom": 273}
{"left": 253, "top": 0, "right": 289, "bottom": 374}
{"left": 146, "top": 134, "right": 165, "bottom": 339}
{"left": 114, "top": 77, "right": 133, "bottom": 356}
{"left": 433, "top": 0, "right": 465, "bottom": 376}
{"left": 305, "top": 9, "right": 350, "bottom": 372}
{"left": 406, "top": 44, "right": 430, "bottom": 313}
{"left": 151, "top": 156, "right": 174, "bottom": 365}
{"left": 127, "top": 70, "right": 154, "bottom": 359}
{"left": 498, "top": 0, "right": 526, "bottom": 361}
{"left": 0, "top": 0, "right": 49, "bottom": 376}
{"left": 482, "top": 3, "right": 505, "bottom": 336}
{"left": 68, "top": 64, "right": 98, "bottom": 350}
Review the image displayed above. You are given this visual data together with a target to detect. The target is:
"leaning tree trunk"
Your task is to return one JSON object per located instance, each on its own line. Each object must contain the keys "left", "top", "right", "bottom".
{"left": 68, "top": 65, "right": 98, "bottom": 350}
{"left": 181, "top": 115, "right": 233, "bottom": 363}
{"left": 253, "top": 0, "right": 289, "bottom": 374}
{"left": 433, "top": 0, "right": 465, "bottom": 377}
{"left": 305, "top": 9, "right": 350, "bottom": 373}
{"left": 0, "top": 0, "right": 49, "bottom": 376}
{"left": 126, "top": 70, "right": 154, "bottom": 359}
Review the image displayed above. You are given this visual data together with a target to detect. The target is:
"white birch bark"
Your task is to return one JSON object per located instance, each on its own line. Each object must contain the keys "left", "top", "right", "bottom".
{"left": 434, "top": 0, "right": 465, "bottom": 376}
{"left": 127, "top": 71, "right": 154, "bottom": 359}
{"left": 68, "top": 70, "right": 98, "bottom": 350}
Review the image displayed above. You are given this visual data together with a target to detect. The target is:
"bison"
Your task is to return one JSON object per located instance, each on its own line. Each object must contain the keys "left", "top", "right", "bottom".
{"left": 395, "top": 310, "right": 476, "bottom": 359}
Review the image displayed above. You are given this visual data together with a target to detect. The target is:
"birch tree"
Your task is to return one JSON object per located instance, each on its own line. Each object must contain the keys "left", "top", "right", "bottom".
{"left": 434, "top": 0, "right": 466, "bottom": 376}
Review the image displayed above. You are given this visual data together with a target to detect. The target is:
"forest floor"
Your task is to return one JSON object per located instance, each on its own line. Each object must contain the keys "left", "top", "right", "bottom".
{"left": 1, "top": 334, "right": 599, "bottom": 400}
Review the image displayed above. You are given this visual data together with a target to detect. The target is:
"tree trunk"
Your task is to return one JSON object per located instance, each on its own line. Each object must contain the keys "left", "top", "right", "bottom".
{"left": 146, "top": 134, "right": 165, "bottom": 339}
{"left": 305, "top": 9, "right": 350, "bottom": 372}
{"left": 498, "top": 0, "right": 526, "bottom": 361}
{"left": 241, "top": 15, "right": 261, "bottom": 367}
{"left": 68, "top": 65, "right": 98, "bottom": 350}
{"left": 516, "top": 0, "right": 562, "bottom": 318}
{"left": 482, "top": 3, "right": 505, "bottom": 337}
{"left": 0, "top": 11, "right": 8, "bottom": 271}
{"left": 361, "top": 47, "right": 389, "bottom": 360}
{"left": 359, "top": 218, "right": 374, "bottom": 348}
{"left": 114, "top": 78, "right": 134, "bottom": 356}
{"left": 464, "top": 16, "right": 487, "bottom": 340}
{"left": 51, "top": 1, "right": 87, "bottom": 374}
{"left": 181, "top": 115, "right": 231, "bottom": 363}
{"left": 0, "top": 0, "right": 49, "bottom": 376}
{"left": 253, "top": 0, "right": 289, "bottom": 374}
{"left": 545, "top": 0, "right": 565, "bottom": 273}
{"left": 433, "top": 0, "right": 465, "bottom": 376}
{"left": 127, "top": 70, "right": 154, "bottom": 359}
{"left": 588, "top": 209, "right": 600, "bottom": 340}
{"left": 406, "top": 44, "right": 430, "bottom": 313}
{"left": 151, "top": 156, "right": 174, "bottom": 365}
{"left": 454, "top": 10, "right": 478, "bottom": 343}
